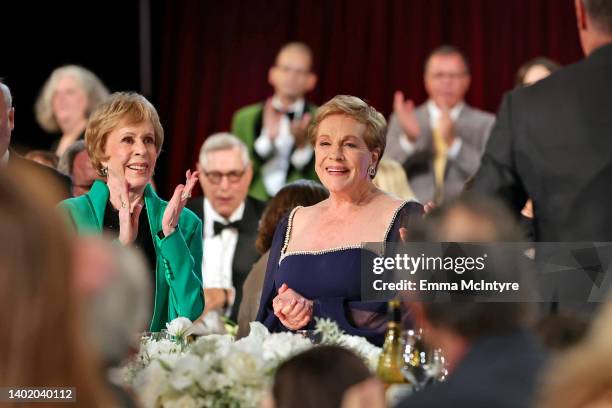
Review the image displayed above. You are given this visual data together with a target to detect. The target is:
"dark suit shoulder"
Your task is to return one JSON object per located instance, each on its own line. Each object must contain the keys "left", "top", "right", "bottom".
{"left": 246, "top": 196, "right": 267, "bottom": 215}
{"left": 185, "top": 196, "right": 204, "bottom": 221}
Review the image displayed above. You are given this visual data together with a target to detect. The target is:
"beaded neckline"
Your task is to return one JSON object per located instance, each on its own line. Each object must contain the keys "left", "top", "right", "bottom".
{"left": 279, "top": 201, "right": 409, "bottom": 262}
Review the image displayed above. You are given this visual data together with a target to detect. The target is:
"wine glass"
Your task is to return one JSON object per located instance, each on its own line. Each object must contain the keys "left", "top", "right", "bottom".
{"left": 423, "top": 348, "right": 448, "bottom": 382}
{"left": 400, "top": 330, "right": 429, "bottom": 390}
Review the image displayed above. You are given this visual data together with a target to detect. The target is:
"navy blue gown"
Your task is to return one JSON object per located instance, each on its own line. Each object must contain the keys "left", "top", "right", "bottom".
{"left": 256, "top": 201, "right": 423, "bottom": 346}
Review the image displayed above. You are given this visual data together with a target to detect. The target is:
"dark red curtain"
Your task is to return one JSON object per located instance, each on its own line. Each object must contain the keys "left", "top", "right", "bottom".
{"left": 155, "top": 0, "right": 582, "bottom": 196}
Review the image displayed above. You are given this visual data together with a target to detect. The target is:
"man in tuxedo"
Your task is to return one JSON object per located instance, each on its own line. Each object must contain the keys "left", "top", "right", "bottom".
{"left": 385, "top": 46, "right": 495, "bottom": 204}
{"left": 186, "top": 133, "right": 265, "bottom": 323}
{"left": 231, "top": 42, "right": 318, "bottom": 201}
{"left": 472, "top": 0, "right": 612, "bottom": 242}
{"left": 0, "top": 80, "right": 70, "bottom": 200}
{"left": 398, "top": 195, "right": 546, "bottom": 408}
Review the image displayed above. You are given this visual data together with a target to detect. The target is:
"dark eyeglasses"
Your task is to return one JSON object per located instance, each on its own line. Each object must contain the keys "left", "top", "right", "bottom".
{"left": 203, "top": 170, "right": 246, "bottom": 184}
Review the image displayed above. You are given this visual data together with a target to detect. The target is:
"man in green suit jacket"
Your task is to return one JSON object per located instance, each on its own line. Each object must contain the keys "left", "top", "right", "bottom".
{"left": 231, "top": 42, "right": 319, "bottom": 201}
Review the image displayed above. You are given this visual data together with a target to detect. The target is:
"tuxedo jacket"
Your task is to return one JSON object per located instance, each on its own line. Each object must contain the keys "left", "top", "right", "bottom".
{"left": 397, "top": 330, "right": 547, "bottom": 408}
{"left": 473, "top": 44, "right": 612, "bottom": 242}
{"left": 231, "top": 101, "right": 319, "bottom": 201}
{"left": 385, "top": 104, "right": 494, "bottom": 203}
{"left": 186, "top": 195, "right": 266, "bottom": 321}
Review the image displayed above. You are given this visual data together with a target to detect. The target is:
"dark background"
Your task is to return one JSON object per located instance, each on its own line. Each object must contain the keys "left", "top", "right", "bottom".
{"left": 1, "top": 0, "right": 583, "bottom": 197}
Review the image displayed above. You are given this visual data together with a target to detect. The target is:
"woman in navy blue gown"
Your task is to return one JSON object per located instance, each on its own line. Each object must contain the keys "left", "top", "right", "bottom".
{"left": 256, "top": 95, "right": 423, "bottom": 346}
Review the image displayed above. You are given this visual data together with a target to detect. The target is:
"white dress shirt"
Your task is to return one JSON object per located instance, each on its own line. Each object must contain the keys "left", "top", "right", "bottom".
{"left": 254, "top": 97, "right": 314, "bottom": 196}
{"left": 399, "top": 100, "right": 464, "bottom": 158}
{"left": 201, "top": 199, "right": 245, "bottom": 297}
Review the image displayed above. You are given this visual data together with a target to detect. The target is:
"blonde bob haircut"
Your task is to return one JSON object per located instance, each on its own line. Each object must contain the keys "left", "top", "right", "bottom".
{"left": 35, "top": 65, "right": 109, "bottom": 133}
{"left": 86, "top": 92, "right": 164, "bottom": 176}
{"left": 308, "top": 95, "right": 387, "bottom": 175}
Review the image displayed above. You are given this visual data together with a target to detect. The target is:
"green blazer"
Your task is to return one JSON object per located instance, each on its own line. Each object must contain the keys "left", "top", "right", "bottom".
{"left": 231, "top": 102, "right": 319, "bottom": 201}
{"left": 59, "top": 180, "right": 204, "bottom": 331}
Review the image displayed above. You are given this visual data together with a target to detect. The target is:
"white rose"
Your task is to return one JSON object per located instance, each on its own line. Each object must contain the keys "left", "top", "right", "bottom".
{"left": 168, "top": 354, "right": 201, "bottom": 391}
{"left": 166, "top": 317, "right": 193, "bottom": 337}
{"left": 190, "top": 334, "right": 233, "bottom": 358}
{"left": 246, "top": 321, "right": 270, "bottom": 341}
{"left": 223, "top": 350, "right": 267, "bottom": 386}
{"left": 263, "top": 333, "right": 312, "bottom": 362}
{"left": 197, "top": 370, "right": 233, "bottom": 392}
{"left": 133, "top": 360, "right": 169, "bottom": 408}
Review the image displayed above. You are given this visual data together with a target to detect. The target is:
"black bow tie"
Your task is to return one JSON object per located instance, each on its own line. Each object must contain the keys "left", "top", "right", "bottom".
{"left": 276, "top": 108, "right": 297, "bottom": 121}
{"left": 213, "top": 220, "right": 241, "bottom": 236}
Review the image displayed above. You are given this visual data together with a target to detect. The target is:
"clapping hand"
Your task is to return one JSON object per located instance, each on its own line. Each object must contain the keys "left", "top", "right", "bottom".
{"left": 273, "top": 283, "right": 313, "bottom": 330}
{"left": 393, "top": 90, "right": 421, "bottom": 142}
{"left": 162, "top": 169, "right": 198, "bottom": 236}
{"left": 106, "top": 169, "right": 143, "bottom": 245}
{"left": 290, "top": 112, "right": 312, "bottom": 148}
{"left": 263, "top": 98, "right": 282, "bottom": 140}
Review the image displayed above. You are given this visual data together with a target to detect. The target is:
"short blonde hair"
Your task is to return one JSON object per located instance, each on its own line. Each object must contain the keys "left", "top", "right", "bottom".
{"left": 85, "top": 92, "right": 164, "bottom": 176}
{"left": 373, "top": 158, "right": 416, "bottom": 200}
{"left": 35, "top": 65, "right": 109, "bottom": 133}
{"left": 308, "top": 95, "right": 387, "bottom": 174}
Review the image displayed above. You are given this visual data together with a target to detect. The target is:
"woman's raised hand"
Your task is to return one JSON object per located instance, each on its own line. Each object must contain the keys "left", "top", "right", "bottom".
{"left": 273, "top": 283, "right": 314, "bottom": 330}
{"left": 162, "top": 169, "right": 199, "bottom": 237}
{"left": 106, "top": 168, "right": 144, "bottom": 245}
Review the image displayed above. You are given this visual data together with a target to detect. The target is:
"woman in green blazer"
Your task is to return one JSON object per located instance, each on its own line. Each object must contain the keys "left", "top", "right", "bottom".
{"left": 60, "top": 92, "right": 204, "bottom": 331}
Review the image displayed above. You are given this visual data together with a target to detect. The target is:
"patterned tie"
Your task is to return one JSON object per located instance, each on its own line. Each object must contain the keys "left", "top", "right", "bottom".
{"left": 432, "top": 124, "right": 449, "bottom": 204}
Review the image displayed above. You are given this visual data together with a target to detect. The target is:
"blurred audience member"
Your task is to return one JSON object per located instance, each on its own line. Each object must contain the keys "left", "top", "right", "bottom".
{"left": 256, "top": 95, "right": 423, "bottom": 346}
{"left": 398, "top": 194, "right": 546, "bottom": 408}
{"left": 535, "top": 313, "right": 589, "bottom": 352}
{"left": 1, "top": 80, "right": 71, "bottom": 199}
{"left": 73, "top": 236, "right": 151, "bottom": 407}
{"left": 232, "top": 42, "right": 318, "bottom": 201}
{"left": 35, "top": 65, "right": 109, "bottom": 156}
{"left": 237, "top": 179, "right": 328, "bottom": 338}
{"left": 73, "top": 236, "right": 151, "bottom": 365}
{"left": 24, "top": 149, "right": 58, "bottom": 168}
{"left": 0, "top": 167, "right": 114, "bottom": 406}
{"left": 58, "top": 140, "right": 103, "bottom": 196}
{"left": 516, "top": 57, "right": 561, "bottom": 87}
{"left": 514, "top": 57, "right": 560, "bottom": 240}
{"left": 59, "top": 92, "right": 203, "bottom": 331}
{"left": 266, "top": 346, "right": 377, "bottom": 408}
{"left": 473, "top": 0, "right": 612, "bottom": 243}
{"left": 386, "top": 45, "right": 495, "bottom": 204}
{"left": 373, "top": 158, "right": 416, "bottom": 201}
{"left": 538, "top": 302, "right": 612, "bottom": 408}
{"left": 186, "top": 133, "right": 265, "bottom": 324}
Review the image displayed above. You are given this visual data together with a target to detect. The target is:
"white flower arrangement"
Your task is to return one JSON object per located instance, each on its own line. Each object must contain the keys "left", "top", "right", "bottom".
{"left": 123, "top": 318, "right": 381, "bottom": 407}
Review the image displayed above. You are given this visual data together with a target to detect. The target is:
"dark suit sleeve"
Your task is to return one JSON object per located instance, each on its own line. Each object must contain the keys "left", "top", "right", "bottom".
{"left": 255, "top": 216, "right": 289, "bottom": 332}
{"left": 471, "top": 92, "right": 528, "bottom": 214}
